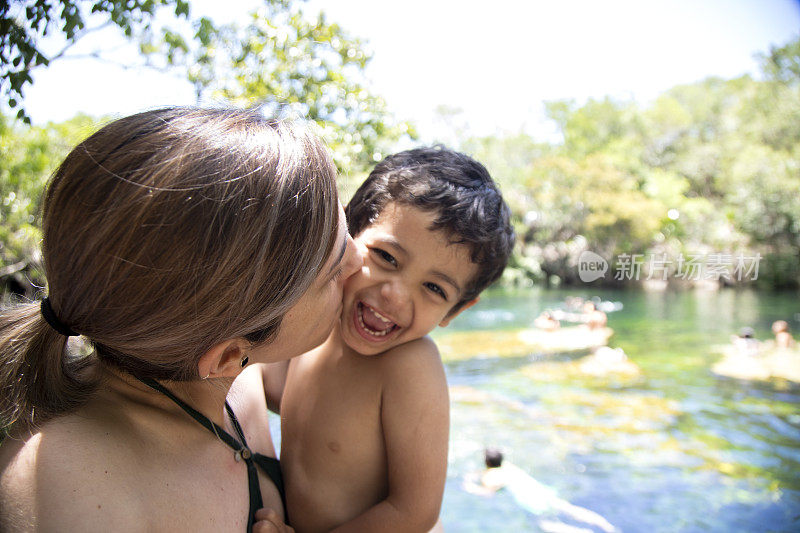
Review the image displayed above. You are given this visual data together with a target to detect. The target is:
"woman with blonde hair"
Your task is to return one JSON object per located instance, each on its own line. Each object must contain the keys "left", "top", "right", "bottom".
{"left": 0, "top": 107, "right": 360, "bottom": 532}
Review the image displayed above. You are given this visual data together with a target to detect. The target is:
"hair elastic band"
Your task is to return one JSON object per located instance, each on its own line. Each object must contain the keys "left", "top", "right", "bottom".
{"left": 41, "top": 297, "right": 78, "bottom": 337}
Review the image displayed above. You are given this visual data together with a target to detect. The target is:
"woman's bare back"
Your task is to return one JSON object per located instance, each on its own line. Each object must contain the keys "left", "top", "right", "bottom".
{"left": 1, "top": 366, "right": 283, "bottom": 532}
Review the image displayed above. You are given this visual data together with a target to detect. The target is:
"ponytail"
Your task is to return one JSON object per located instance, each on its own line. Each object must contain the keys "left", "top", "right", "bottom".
{"left": 1, "top": 107, "right": 341, "bottom": 431}
{"left": 0, "top": 301, "right": 100, "bottom": 431}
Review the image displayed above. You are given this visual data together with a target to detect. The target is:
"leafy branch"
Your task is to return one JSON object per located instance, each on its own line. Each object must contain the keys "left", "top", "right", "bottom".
{"left": 1, "top": 0, "right": 191, "bottom": 123}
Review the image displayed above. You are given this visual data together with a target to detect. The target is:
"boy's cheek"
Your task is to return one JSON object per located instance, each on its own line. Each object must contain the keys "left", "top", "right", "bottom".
{"left": 342, "top": 274, "right": 357, "bottom": 295}
{"left": 345, "top": 252, "right": 379, "bottom": 290}
{"left": 342, "top": 263, "right": 368, "bottom": 292}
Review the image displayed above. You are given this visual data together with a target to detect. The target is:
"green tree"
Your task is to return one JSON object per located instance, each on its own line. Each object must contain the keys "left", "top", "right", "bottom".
{"left": 0, "top": 113, "right": 98, "bottom": 296}
{"left": 518, "top": 154, "right": 665, "bottom": 284}
{"left": 1, "top": 0, "right": 190, "bottom": 123}
{"left": 145, "top": 1, "right": 414, "bottom": 177}
{"left": 469, "top": 36, "right": 800, "bottom": 288}
{"left": 758, "top": 35, "right": 800, "bottom": 86}
{"left": 1, "top": 1, "right": 415, "bottom": 296}
{"left": 545, "top": 97, "right": 641, "bottom": 161}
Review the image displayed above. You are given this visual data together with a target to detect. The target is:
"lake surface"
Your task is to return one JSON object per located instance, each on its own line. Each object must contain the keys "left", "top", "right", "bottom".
{"left": 434, "top": 287, "right": 800, "bottom": 532}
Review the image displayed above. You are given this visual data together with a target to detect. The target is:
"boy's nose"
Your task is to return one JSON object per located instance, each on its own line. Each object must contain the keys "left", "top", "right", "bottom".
{"left": 379, "top": 278, "right": 410, "bottom": 309}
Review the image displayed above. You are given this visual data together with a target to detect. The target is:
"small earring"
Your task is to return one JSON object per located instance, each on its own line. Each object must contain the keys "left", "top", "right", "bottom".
{"left": 240, "top": 355, "right": 249, "bottom": 368}
{"left": 201, "top": 371, "right": 210, "bottom": 380}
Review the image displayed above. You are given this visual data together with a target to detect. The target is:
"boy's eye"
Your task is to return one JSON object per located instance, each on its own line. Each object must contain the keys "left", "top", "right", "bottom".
{"left": 372, "top": 248, "right": 397, "bottom": 267}
{"left": 424, "top": 282, "right": 447, "bottom": 300}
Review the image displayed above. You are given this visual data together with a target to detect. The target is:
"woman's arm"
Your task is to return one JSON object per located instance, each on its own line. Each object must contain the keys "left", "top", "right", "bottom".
{"left": 331, "top": 337, "right": 449, "bottom": 532}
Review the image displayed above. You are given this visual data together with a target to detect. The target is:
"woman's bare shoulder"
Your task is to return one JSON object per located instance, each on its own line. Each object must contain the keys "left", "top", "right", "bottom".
{"left": 1, "top": 417, "right": 139, "bottom": 531}
{"left": 1, "top": 431, "right": 41, "bottom": 531}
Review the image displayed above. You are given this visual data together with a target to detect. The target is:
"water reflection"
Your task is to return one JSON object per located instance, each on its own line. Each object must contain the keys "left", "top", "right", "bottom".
{"left": 435, "top": 288, "right": 800, "bottom": 532}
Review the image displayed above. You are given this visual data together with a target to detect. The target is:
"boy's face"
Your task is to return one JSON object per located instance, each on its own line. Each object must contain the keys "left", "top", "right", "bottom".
{"left": 340, "top": 202, "right": 478, "bottom": 356}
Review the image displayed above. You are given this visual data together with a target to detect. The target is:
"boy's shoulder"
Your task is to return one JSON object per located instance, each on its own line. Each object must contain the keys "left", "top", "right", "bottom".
{"left": 325, "top": 333, "right": 442, "bottom": 371}
{"left": 372, "top": 335, "right": 446, "bottom": 386}
{"left": 377, "top": 334, "right": 440, "bottom": 361}
{"left": 301, "top": 334, "right": 446, "bottom": 391}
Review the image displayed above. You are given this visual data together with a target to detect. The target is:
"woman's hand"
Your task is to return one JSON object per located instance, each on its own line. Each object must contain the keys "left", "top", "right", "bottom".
{"left": 252, "top": 509, "right": 295, "bottom": 533}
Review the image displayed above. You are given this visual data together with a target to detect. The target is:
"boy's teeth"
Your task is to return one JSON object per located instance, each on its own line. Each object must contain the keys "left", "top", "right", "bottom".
{"left": 358, "top": 303, "right": 395, "bottom": 336}
{"left": 358, "top": 312, "right": 392, "bottom": 336}
{"left": 371, "top": 308, "right": 392, "bottom": 323}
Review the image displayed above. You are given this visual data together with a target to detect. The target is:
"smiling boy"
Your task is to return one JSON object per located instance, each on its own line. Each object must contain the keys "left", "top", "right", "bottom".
{"left": 277, "top": 147, "right": 514, "bottom": 532}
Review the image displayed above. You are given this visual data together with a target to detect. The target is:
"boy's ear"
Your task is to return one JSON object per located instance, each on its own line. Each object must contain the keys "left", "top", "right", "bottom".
{"left": 439, "top": 297, "right": 480, "bottom": 327}
{"left": 198, "top": 338, "right": 250, "bottom": 379}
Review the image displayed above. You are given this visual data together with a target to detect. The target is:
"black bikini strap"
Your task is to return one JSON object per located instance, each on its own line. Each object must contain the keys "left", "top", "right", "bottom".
{"left": 135, "top": 376, "right": 264, "bottom": 531}
{"left": 135, "top": 376, "right": 246, "bottom": 453}
{"left": 225, "top": 402, "right": 249, "bottom": 445}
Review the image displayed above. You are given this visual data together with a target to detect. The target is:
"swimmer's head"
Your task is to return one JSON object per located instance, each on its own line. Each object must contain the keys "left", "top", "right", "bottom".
{"left": 484, "top": 447, "right": 504, "bottom": 468}
{"left": 739, "top": 327, "right": 755, "bottom": 339}
{"left": 772, "top": 320, "right": 789, "bottom": 334}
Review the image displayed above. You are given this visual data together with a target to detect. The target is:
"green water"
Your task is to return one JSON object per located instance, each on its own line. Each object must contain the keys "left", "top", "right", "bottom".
{"left": 435, "top": 287, "right": 800, "bottom": 532}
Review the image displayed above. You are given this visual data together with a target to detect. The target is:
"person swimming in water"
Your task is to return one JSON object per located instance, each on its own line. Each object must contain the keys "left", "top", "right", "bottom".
{"left": 464, "top": 448, "right": 618, "bottom": 533}
{"left": 732, "top": 326, "right": 761, "bottom": 357}
{"left": 772, "top": 320, "right": 795, "bottom": 349}
{"left": 535, "top": 311, "right": 561, "bottom": 331}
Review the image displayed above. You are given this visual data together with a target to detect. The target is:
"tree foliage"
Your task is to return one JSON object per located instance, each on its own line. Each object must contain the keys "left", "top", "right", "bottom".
{"left": 142, "top": 0, "right": 414, "bottom": 177}
{"left": 2, "top": 0, "right": 412, "bottom": 173}
{"left": 0, "top": 113, "right": 99, "bottom": 296}
{"left": 759, "top": 36, "right": 800, "bottom": 87}
{"left": 1, "top": 0, "right": 191, "bottom": 123}
{"left": 1, "top": 0, "right": 413, "bottom": 294}
{"left": 2, "top": 19, "right": 798, "bottom": 293}
{"left": 467, "top": 35, "right": 800, "bottom": 288}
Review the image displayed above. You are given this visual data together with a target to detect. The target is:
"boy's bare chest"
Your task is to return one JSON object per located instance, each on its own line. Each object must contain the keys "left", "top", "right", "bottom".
{"left": 282, "top": 351, "right": 387, "bottom": 481}
{"left": 287, "top": 353, "right": 383, "bottom": 439}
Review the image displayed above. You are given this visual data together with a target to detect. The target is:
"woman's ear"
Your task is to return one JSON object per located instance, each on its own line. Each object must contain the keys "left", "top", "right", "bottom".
{"left": 439, "top": 297, "right": 479, "bottom": 327}
{"left": 198, "top": 339, "right": 250, "bottom": 379}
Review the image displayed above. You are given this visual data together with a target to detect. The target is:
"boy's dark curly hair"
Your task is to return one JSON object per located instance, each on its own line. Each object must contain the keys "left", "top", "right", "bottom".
{"left": 346, "top": 146, "right": 515, "bottom": 313}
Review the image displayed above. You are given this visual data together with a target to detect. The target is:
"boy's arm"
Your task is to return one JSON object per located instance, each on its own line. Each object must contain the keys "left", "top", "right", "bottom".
{"left": 260, "top": 360, "right": 290, "bottom": 414}
{"left": 332, "top": 337, "right": 449, "bottom": 533}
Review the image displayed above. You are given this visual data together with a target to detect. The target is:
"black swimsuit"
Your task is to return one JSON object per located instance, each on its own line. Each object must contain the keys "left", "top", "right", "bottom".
{"left": 136, "top": 376, "right": 287, "bottom": 531}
